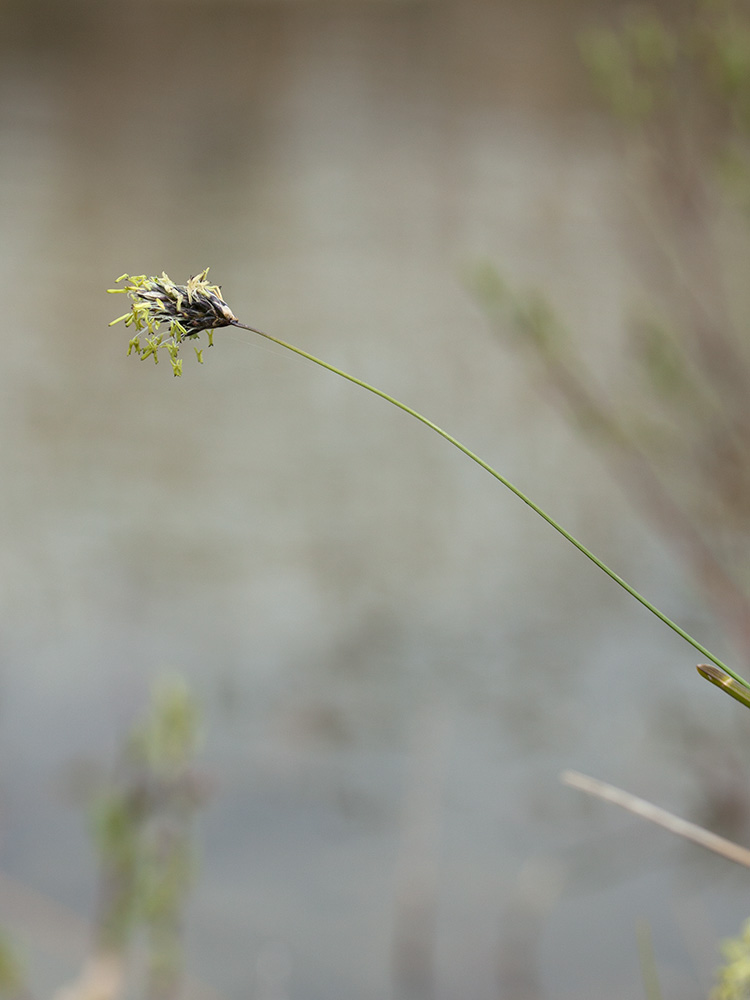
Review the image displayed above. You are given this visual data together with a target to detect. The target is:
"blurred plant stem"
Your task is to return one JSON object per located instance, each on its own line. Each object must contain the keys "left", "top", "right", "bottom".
{"left": 63, "top": 675, "right": 206, "bottom": 1000}
{"left": 0, "top": 934, "right": 29, "bottom": 1000}
{"left": 636, "top": 922, "right": 663, "bottom": 1000}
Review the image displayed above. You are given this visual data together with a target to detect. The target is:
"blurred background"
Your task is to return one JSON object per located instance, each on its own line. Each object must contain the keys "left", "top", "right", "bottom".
{"left": 3, "top": 0, "right": 750, "bottom": 998}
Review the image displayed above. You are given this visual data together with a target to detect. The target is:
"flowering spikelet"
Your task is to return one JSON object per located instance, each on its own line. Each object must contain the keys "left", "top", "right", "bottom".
{"left": 108, "top": 270, "right": 237, "bottom": 376}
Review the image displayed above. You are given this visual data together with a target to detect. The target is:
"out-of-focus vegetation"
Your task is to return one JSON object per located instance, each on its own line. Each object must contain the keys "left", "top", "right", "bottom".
{"left": 474, "top": 0, "right": 750, "bottom": 665}
{"left": 0, "top": 677, "right": 206, "bottom": 1000}
{"left": 473, "top": 2, "right": 750, "bottom": 995}
{"left": 714, "top": 918, "right": 750, "bottom": 1000}
{"left": 0, "top": 934, "right": 27, "bottom": 1000}
{"left": 89, "top": 675, "right": 205, "bottom": 1000}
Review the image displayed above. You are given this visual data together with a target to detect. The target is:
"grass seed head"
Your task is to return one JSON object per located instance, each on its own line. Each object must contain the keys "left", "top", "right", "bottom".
{"left": 108, "top": 269, "right": 236, "bottom": 375}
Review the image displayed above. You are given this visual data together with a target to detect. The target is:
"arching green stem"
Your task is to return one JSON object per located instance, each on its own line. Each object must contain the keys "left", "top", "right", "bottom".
{"left": 231, "top": 320, "right": 749, "bottom": 690}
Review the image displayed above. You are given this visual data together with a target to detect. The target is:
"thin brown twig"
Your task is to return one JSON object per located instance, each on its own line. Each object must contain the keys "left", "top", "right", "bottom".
{"left": 561, "top": 769, "right": 750, "bottom": 868}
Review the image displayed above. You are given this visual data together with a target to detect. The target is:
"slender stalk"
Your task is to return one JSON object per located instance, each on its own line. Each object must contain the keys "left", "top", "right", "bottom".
{"left": 231, "top": 321, "right": 750, "bottom": 690}
{"left": 562, "top": 770, "right": 750, "bottom": 868}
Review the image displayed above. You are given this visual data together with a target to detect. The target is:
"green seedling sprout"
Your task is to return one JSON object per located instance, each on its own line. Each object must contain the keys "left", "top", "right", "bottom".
{"left": 109, "top": 271, "right": 750, "bottom": 695}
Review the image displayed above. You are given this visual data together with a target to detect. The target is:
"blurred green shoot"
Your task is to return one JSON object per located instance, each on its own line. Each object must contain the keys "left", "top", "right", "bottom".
{"left": 579, "top": 9, "right": 677, "bottom": 122}
{"left": 109, "top": 272, "right": 750, "bottom": 693}
{"left": 0, "top": 934, "right": 26, "bottom": 1000}
{"left": 89, "top": 675, "right": 205, "bottom": 999}
{"left": 636, "top": 921, "right": 663, "bottom": 1000}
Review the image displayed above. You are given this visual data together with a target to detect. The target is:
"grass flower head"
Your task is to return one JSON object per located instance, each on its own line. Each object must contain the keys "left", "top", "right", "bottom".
{"left": 108, "top": 270, "right": 237, "bottom": 376}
